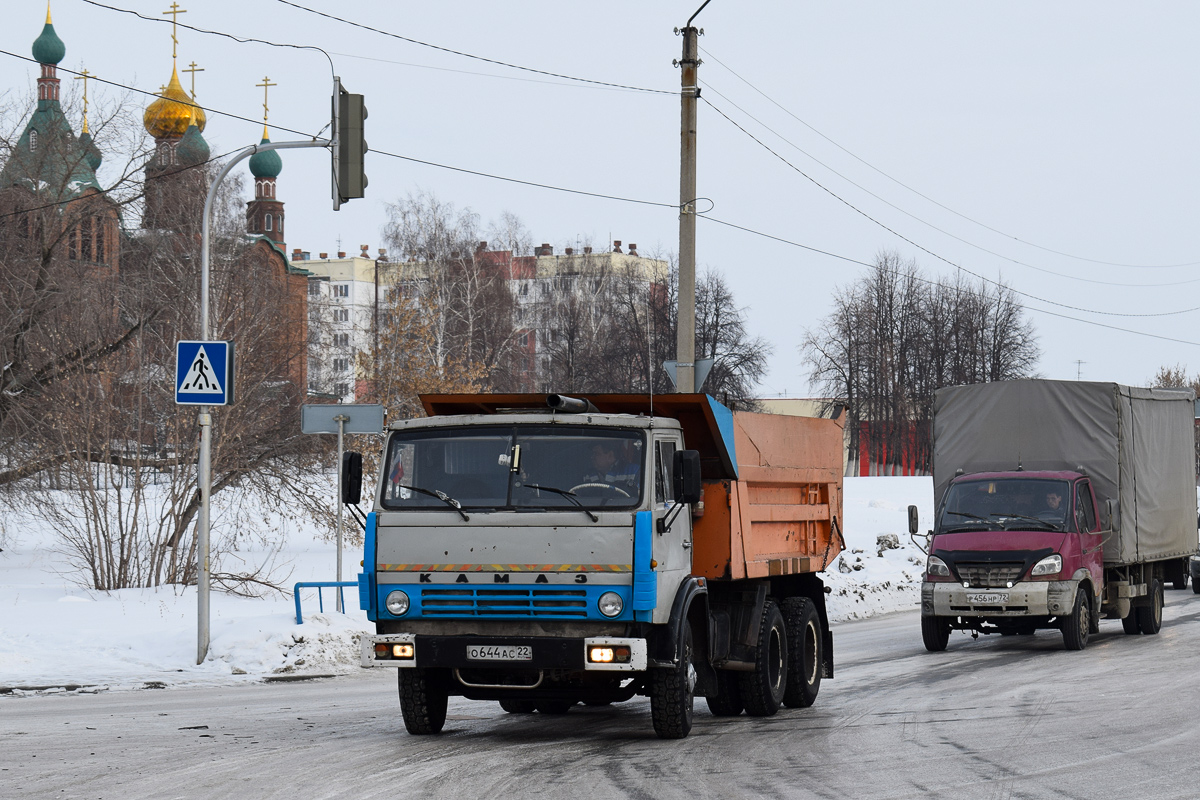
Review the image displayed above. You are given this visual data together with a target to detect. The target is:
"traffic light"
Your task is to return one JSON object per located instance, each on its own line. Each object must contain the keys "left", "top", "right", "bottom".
{"left": 333, "top": 79, "right": 367, "bottom": 209}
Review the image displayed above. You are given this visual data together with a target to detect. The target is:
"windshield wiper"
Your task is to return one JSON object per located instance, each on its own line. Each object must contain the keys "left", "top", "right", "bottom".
{"left": 945, "top": 510, "right": 988, "bottom": 521}
{"left": 522, "top": 484, "right": 599, "bottom": 522}
{"left": 393, "top": 484, "right": 469, "bottom": 521}
{"left": 989, "top": 512, "right": 1062, "bottom": 531}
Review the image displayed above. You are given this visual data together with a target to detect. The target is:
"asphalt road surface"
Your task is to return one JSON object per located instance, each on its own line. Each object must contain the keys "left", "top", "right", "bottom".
{"left": 6, "top": 591, "right": 1200, "bottom": 800}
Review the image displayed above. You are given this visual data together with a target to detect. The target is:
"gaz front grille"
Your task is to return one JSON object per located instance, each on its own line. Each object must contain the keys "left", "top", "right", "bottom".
{"left": 956, "top": 563, "right": 1025, "bottom": 588}
{"left": 421, "top": 587, "right": 589, "bottom": 617}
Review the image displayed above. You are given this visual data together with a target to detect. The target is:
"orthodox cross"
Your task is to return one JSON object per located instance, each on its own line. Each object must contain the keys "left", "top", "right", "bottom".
{"left": 74, "top": 68, "right": 92, "bottom": 134}
{"left": 183, "top": 61, "right": 204, "bottom": 101}
{"left": 256, "top": 76, "right": 277, "bottom": 125}
{"left": 162, "top": 3, "right": 187, "bottom": 60}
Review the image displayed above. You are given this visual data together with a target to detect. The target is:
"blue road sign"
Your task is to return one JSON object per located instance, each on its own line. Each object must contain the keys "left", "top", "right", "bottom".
{"left": 176, "top": 340, "right": 232, "bottom": 405}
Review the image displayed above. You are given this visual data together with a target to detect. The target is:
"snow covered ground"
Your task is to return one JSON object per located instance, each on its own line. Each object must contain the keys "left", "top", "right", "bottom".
{"left": 0, "top": 476, "right": 934, "bottom": 693}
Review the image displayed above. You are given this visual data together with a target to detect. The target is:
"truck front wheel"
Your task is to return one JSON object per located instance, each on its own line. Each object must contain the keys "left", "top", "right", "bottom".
{"left": 782, "top": 597, "right": 822, "bottom": 709}
{"left": 650, "top": 622, "right": 695, "bottom": 739}
{"left": 1060, "top": 589, "right": 1090, "bottom": 651}
{"left": 1135, "top": 578, "right": 1164, "bottom": 635}
{"left": 921, "top": 615, "right": 951, "bottom": 652}
{"left": 398, "top": 668, "right": 449, "bottom": 735}
{"left": 741, "top": 599, "right": 788, "bottom": 717}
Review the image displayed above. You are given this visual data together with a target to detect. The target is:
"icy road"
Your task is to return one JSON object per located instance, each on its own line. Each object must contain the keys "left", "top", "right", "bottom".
{"left": 5, "top": 596, "right": 1199, "bottom": 800}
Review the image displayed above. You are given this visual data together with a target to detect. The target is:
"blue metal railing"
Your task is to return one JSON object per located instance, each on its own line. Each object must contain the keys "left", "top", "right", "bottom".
{"left": 293, "top": 581, "right": 358, "bottom": 624}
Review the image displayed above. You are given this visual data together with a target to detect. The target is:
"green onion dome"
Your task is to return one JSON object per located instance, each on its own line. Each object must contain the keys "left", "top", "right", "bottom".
{"left": 32, "top": 15, "right": 65, "bottom": 66}
{"left": 78, "top": 130, "right": 102, "bottom": 171}
{"left": 176, "top": 122, "right": 211, "bottom": 167}
{"left": 248, "top": 130, "right": 282, "bottom": 179}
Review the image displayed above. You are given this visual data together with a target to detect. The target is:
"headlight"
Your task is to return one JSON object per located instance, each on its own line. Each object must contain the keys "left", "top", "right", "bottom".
{"left": 597, "top": 591, "right": 624, "bottom": 618}
{"left": 385, "top": 590, "right": 410, "bottom": 616}
{"left": 926, "top": 555, "right": 951, "bottom": 577}
{"left": 1030, "top": 554, "right": 1063, "bottom": 577}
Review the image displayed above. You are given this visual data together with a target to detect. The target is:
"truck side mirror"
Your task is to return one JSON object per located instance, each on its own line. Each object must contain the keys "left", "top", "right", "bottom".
{"left": 1106, "top": 499, "right": 1120, "bottom": 532}
{"left": 907, "top": 504, "right": 919, "bottom": 535}
{"left": 673, "top": 449, "right": 703, "bottom": 505}
{"left": 341, "top": 451, "right": 363, "bottom": 505}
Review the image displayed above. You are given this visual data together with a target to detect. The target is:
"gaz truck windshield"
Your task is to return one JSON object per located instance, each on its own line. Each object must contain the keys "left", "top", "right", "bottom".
{"left": 938, "top": 478, "right": 1070, "bottom": 533}
{"left": 380, "top": 425, "right": 644, "bottom": 511}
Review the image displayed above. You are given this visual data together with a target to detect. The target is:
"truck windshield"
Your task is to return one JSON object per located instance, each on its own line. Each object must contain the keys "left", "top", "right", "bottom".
{"left": 380, "top": 425, "right": 644, "bottom": 511}
{"left": 938, "top": 478, "right": 1070, "bottom": 533}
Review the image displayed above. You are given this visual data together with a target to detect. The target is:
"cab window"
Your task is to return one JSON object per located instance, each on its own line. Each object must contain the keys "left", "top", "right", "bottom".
{"left": 1076, "top": 482, "right": 1098, "bottom": 532}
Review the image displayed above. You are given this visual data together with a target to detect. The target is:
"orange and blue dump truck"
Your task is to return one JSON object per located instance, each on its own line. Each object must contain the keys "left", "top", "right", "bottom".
{"left": 349, "top": 393, "right": 844, "bottom": 738}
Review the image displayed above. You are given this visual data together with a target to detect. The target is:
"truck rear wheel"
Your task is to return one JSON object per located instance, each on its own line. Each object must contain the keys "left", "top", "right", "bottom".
{"left": 921, "top": 615, "right": 951, "bottom": 652}
{"left": 536, "top": 701, "right": 574, "bottom": 715}
{"left": 499, "top": 699, "right": 536, "bottom": 714}
{"left": 740, "top": 599, "right": 788, "bottom": 717}
{"left": 705, "top": 669, "right": 744, "bottom": 717}
{"left": 398, "top": 668, "right": 448, "bottom": 735}
{"left": 1121, "top": 612, "right": 1140, "bottom": 635}
{"left": 650, "top": 622, "right": 695, "bottom": 739}
{"left": 1135, "top": 578, "right": 1164, "bottom": 635}
{"left": 782, "top": 598, "right": 822, "bottom": 709}
{"left": 1060, "top": 589, "right": 1090, "bottom": 651}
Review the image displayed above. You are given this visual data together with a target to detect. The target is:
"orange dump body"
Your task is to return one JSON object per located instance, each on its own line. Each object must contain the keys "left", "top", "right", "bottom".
{"left": 692, "top": 411, "right": 845, "bottom": 581}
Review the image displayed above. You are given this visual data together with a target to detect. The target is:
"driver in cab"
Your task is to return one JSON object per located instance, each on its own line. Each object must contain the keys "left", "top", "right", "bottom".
{"left": 583, "top": 442, "right": 639, "bottom": 490}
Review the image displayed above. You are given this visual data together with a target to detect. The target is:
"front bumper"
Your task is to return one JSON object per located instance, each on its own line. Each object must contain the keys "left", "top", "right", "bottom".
{"left": 360, "top": 633, "right": 648, "bottom": 672}
{"left": 922, "top": 579, "right": 1078, "bottom": 617}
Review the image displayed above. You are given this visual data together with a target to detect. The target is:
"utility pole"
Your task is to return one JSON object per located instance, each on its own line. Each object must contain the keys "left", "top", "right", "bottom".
{"left": 675, "top": 2, "right": 710, "bottom": 393}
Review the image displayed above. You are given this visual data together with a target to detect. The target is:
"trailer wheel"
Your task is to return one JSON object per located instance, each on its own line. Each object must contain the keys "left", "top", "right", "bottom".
{"left": 1172, "top": 572, "right": 1188, "bottom": 591}
{"left": 921, "top": 615, "right": 951, "bottom": 652}
{"left": 1060, "top": 589, "right": 1090, "bottom": 651}
{"left": 705, "top": 669, "right": 744, "bottom": 717}
{"left": 398, "top": 668, "right": 448, "bottom": 735}
{"left": 499, "top": 699, "right": 536, "bottom": 714}
{"left": 650, "top": 622, "right": 695, "bottom": 739}
{"left": 740, "top": 600, "right": 788, "bottom": 717}
{"left": 782, "top": 598, "right": 822, "bottom": 709}
{"left": 1135, "top": 578, "right": 1164, "bottom": 635}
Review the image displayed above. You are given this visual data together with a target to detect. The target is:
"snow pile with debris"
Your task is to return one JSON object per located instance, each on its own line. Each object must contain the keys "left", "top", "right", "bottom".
{"left": 0, "top": 476, "right": 934, "bottom": 692}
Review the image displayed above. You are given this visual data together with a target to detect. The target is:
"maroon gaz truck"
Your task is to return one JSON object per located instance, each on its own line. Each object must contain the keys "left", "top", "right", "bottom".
{"left": 913, "top": 380, "right": 1198, "bottom": 651}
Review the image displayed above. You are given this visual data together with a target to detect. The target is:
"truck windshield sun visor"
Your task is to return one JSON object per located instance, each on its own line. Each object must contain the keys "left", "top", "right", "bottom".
{"left": 380, "top": 425, "right": 644, "bottom": 512}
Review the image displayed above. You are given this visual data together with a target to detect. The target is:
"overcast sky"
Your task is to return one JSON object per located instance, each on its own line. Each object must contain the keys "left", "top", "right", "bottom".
{"left": 5, "top": 1, "right": 1199, "bottom": 398}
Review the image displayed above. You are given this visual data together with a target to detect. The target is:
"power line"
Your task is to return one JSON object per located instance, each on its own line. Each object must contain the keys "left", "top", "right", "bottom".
{"left": 701, "top": 95, "right": 1200, "bottom": 320}
{"left": 700, "top": 79, "right": 1200, "bottom": 289}
{"left": 275, "top": 0, "right": 676, "bottom": 96}
{"left": 696, "top": 214, "right": 1200, "bottom": 348}
{"left": 700, "top": 45, "right": 1200, "bottom": 271}
{"left": 81, "top": 0, "right": 335, "bottom": 74}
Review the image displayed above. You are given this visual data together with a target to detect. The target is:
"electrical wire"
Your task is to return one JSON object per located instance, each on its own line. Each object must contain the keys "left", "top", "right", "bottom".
{"left": 700, "top": 79, "right": 1200, "bottom": 289}
{"left": 700, "top": 45, "right": 1200, "bottom": 270}
{"left": 696, "top": 214, "right": 1200, "bottom": 348}
{"left": 275, "top": 0, "right": 676, "bottom": 96}
{"left": 701, "top": 95, "right": 1200, "bottom": 319}
{"left": 80, "top": 0, "right": 335, "bottom": 75}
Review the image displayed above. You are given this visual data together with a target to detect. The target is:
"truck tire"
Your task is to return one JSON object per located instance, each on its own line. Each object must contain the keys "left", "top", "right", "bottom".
{"left": 782, "top": 597, "right": 822, "bottom": 709}
{"left": 1135, "top": 578, "right": 1164, "bottom": 635}
{"left": 499, "top": 699, "right": 536, "bottom": 714}
{"left": 921, "top": 615, "right": 951, "bottom": 652}
{"left": 398, "top": 668, "right": 448, "bottom": 735}
{"left": 650, "top": 622, "right": 695, "bottom": 739}
{"left": 705, "top": 669, "right": 744, "bottom": 717}
{"left": 536, "top": 701, "right": 574, "bottom": 715}
{"left": 740, "top": 599, "right": 788, "bottom": 717}
{"left": 1121, "top": 612, "right": 1140, "bottom": 635}
{"left": 1060, "top": 588, "right": 1090, "bottom": 651}
{"left": 1172, "top": 572, "right": 1188, "bottom": 591}
{"left": 1193, "top": 576, "right": 1200, "bottom": 595}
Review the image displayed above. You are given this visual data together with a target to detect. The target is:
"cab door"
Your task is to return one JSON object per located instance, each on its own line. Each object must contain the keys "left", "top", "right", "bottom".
{"left": 1075, "top": 479, "right": 1104, "bottom": 587}
{"left": 651, "top": 435, "right": 692, "bottom": 615}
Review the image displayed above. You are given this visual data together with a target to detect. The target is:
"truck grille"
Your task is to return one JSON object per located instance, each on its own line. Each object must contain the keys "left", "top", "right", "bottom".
{"left": 956, "top": 563, "right": 1025, "bottom": 588}
{"left": 420, "top": 587, "right": 589, "bottom": 618}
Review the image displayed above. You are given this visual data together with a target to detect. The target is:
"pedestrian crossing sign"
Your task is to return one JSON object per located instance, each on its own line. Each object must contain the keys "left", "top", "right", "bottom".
{"left": 175, "top": 340, "right": 232, "bottom": 405}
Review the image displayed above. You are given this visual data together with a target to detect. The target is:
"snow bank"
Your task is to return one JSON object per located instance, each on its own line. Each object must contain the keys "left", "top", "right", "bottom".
{"left": 0, "top": 476, "right": 934, "bottom": 693}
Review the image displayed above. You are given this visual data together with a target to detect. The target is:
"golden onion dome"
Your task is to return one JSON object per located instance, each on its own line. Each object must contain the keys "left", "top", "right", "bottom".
{"left": 143, "top": 66, "right": 206, "bottom": 138}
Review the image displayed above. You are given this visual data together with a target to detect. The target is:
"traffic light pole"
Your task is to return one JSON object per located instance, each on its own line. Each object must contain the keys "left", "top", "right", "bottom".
{"left": 195, "top": 136, "right": 330, "bottom": 666}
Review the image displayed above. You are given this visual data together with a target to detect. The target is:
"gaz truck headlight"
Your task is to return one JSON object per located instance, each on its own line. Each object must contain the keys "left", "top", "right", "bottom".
{"left": 385, "top": 590, "right": 410, "bottom": 616}
{"left": 597, "top": 591, "right": 624, "bottom": 618}
{"left": 1030, "top": 554, "right": 1063, "bottom": 577}
{"left": 926, "top": 555, "right": 951, "bottom": 577}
